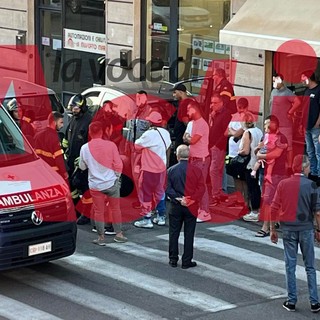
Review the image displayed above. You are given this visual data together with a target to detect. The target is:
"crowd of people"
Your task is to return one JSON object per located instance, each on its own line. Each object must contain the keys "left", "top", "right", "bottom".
{"left": 9, "top": 68, "right": 320, "bottom": 312}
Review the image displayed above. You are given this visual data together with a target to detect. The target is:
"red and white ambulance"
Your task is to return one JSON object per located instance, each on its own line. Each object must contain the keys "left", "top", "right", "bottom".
{"left": 0, "top": 103, "right": 76, "bottom": 270}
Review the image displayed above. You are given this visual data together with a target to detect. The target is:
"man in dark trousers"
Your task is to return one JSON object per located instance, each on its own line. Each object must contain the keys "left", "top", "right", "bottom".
{"left": 166, "top": 144, "right": 205, "bottom": 269}
{"left": 270, "top": 154, "right": 320, "bottom": 313}
{"left": 171, "top": 83, "right": 194, "bottom": 150}
{"left": 62, "top": 94, "right": 92, "bottom": 224}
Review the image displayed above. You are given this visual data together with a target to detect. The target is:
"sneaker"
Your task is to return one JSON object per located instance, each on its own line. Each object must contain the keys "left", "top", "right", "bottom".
{"left": 282, "top": 301, "right": 295, "bottom": 312}
{"left": 152, "top": 215, "right": 166, "bottom": 226}
{"left": 157, "top": 216, "right": 166, "bottom": 226}
{"left": 91, "top": 226, "right": 117, "bottom": 235}
{"left": 197, "top": 210, "right": 211, "bottom": 223}
{"left": 105, "top": 226, "right": 117, "bottom": 235}
{"left": 114, "top": 235, "right": 128, "bottom": 243}
{"left": 243, "top": 211, "right": 259, "bottom": 222}
{"left": 311, "top": 302, "right": 320, "bottom": 313}
{"left": 134, "top": 219, "right": 154, "bottom": 229}
{"left": 92, "top": 239, "right": 106, "bottom": 246}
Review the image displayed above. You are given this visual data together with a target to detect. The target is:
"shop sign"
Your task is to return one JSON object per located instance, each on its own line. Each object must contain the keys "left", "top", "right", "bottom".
{"left": 63, "top": 28, "right": 106, "bottom": 55}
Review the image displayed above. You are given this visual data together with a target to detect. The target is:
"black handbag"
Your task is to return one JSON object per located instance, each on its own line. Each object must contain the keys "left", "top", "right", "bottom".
{"left": 226, "top": 154, "right": 251, "bottom": 179}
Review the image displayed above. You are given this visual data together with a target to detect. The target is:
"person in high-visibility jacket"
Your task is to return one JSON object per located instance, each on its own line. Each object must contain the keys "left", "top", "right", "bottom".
{"left": 62, "top": 94, "right": 92, "bottom": 224}
{"left": 34, "top": 111, "right": 68, "bottom": 182}
{"left": 7, "top": 98, "right": 35, "bottom": 145}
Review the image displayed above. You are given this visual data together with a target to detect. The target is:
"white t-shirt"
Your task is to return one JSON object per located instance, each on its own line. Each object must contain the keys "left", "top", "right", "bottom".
{"left": 228, "top": 112, "right": 244, "bottom": 157}
{"left": 135, "top": 127, "right": 171, "bottom": 173}
{"left": 186, "top": 117, "right": 209, "bottom": 158}
{"left": 79, "top": 138, "right": 123, "bottom": 191}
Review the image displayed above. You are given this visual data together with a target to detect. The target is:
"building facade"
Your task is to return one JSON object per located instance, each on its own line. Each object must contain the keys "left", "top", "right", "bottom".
{"left": 3, "top": 0, "right": 319, "bottom": 119}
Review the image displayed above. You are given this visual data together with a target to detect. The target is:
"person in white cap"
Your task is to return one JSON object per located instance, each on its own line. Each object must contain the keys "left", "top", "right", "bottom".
{"left": 134, "top": 111, "right": 171, "bottom": 228}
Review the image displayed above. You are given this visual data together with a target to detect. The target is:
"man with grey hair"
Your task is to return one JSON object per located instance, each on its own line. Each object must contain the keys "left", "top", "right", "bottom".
{"left": 166, "top": 144, "right": 205, "bottom": 269}
{"left": 270, "top": 154, "right": 320, "bottom": 312}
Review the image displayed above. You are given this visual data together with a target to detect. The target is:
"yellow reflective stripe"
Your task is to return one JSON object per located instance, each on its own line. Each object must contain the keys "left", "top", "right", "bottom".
{"left": 62, "top": 138, "right": 68, "bottom": 148}
{"left": 53, "top": 149, "right": 64, "bottom": 158}
{"left": 35, "top": 149, "right": 54, "bottom": 158}
{"left": 71, "top": 190, "right": 79, "bottom": 199}
{"left": 81, "top": 197, "right": 93, "bottom": 204}
{"left": 220, "top": 91, "right": 232, "bottom": 98}
{"left": 230, "top": 96, "right": 236, "bottom": 101}
{"left": 22, "top": 116, "right": 31, "bottom": 123}
{"left": 51, "top": 166, "right": 59, "bottom": 171}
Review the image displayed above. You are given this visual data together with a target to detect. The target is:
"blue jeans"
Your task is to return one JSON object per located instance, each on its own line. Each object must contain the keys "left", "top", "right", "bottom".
{"left": 305, "top": 127, "right": 320, "bottom": 176}
{"left": 156, "top": 193, "right": 166, "bottom": 217}
{"left": 283, "top": 229, "right": 319, "bottom": 304}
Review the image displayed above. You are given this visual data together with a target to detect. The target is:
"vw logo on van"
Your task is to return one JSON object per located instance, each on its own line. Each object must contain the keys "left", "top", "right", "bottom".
{"left": 31, "top": 211, "right": 43, "bottom": 226}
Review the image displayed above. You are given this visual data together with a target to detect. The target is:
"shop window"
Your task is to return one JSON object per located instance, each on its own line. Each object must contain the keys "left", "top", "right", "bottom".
{"left": 145, "top": 0, "right": 231, "bottom": 83}
{"left": 178, "top": 0, "right": 231, "bottom": 92}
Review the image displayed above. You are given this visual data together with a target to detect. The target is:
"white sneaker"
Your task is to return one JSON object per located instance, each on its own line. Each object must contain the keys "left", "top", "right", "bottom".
{"left": 197, "top": 210, "right": 211, "bottom": 223}
{"left": 157, "top": 216, "right": 166, "bottom": 226}
{"left": 134, "top": 219, "right": 154, "bottom": 229}
{"left": 152, "top": 215, "right": 166, "bottom": 226}
{"left": 243, "top": 211, "right": 259, "bottom": 222}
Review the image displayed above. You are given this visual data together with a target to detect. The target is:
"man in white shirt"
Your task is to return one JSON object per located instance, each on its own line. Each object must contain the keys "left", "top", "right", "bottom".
{"left": 79, "top": 121, "right": 127, "bottom": 245}
{"left": 134, "top": 111, "right": 171, "bottom": 228}
{"left": 183, "top": 101, "right": 211, "bottom": 222}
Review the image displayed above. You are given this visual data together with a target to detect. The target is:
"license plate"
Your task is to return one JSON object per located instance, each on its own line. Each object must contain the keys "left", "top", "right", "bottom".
{"left": 28, "top": 241, "right": 52, "bottom": 256}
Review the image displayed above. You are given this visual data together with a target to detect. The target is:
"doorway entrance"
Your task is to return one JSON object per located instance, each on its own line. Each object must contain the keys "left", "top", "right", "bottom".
{"left": 38, "top": 8, "right": 62, "bottom": 95}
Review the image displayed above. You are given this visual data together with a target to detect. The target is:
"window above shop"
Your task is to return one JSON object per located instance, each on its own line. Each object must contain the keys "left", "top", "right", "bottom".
{"left": 66, "top": 0, "right": 105, "bottom": 16}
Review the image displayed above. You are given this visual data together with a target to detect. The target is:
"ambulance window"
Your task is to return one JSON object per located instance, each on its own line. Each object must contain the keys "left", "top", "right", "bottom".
{"left": 0, "top": 107, "right": 36, "bottom": 166}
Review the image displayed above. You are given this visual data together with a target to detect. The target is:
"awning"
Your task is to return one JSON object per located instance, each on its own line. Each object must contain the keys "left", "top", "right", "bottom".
{"left": 220, "top": 0, "right": 320, "bottom": 57}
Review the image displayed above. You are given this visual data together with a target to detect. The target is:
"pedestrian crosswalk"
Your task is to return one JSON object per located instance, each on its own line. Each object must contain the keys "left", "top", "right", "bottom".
{"left": 0, "top": 222, "right": 318, "bottom": 319}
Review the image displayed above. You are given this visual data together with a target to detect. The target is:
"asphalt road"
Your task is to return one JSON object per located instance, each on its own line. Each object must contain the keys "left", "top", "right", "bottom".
{"left": 0, "top": 216, "right": 319, "bottom": 320}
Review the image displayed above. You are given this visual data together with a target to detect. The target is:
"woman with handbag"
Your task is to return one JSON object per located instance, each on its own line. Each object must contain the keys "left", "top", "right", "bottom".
{"left": 238, "top": 112, "right": 263, "bottom": 222}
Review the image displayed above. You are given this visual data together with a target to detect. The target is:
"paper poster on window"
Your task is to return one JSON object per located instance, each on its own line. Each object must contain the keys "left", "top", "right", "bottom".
{"left": 63, "top": 28, "right": 106, "bottom": 55}
{"left": 191, "top": 57, "right": 202, "bottom": 70}
{"left": 192, "top": 38, "right": 203, "bottom": 50}
{"left": 52, "top": 39, "right": 62, "bottom": 51}
{"left": 203, "top": 59, "right": 213, "bottom": 72}
{"left": 215, "top": 42, "right": 225, "bottom": 54}
{"left": 153, "top": 23, "right": 168, "bottom": 32}
{"left": 225, "top": 45, "right": 231, "bottom": 55}
{"left": 42, "top": 37, "right": 50, "bottom": 46}
{"left": 203, "top": 40, "right": 214, "bottom": 53}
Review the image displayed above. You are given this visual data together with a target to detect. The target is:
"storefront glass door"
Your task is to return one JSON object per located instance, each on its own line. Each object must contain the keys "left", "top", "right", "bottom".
{"left": 39, "top": 9, "right": 62, "bottom": 95}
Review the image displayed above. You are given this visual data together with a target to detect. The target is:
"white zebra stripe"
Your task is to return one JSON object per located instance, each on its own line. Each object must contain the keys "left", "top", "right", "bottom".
{"left": 208, "top": 225, "right": 320, "bottom": 259}
{"left": 107, "top": 241, "right": 286, "bottom": 299}
{"left": 61, "top": 253, "right": 236, "bottom": 313}
{"left": 157, "top": 234, "right": 320, "bottom": 281}
{"left": 0, "top": 294, "right": 63, "bottom": 320}
{"left": 6, "top": 268, "right": 167, "bottom": 320}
